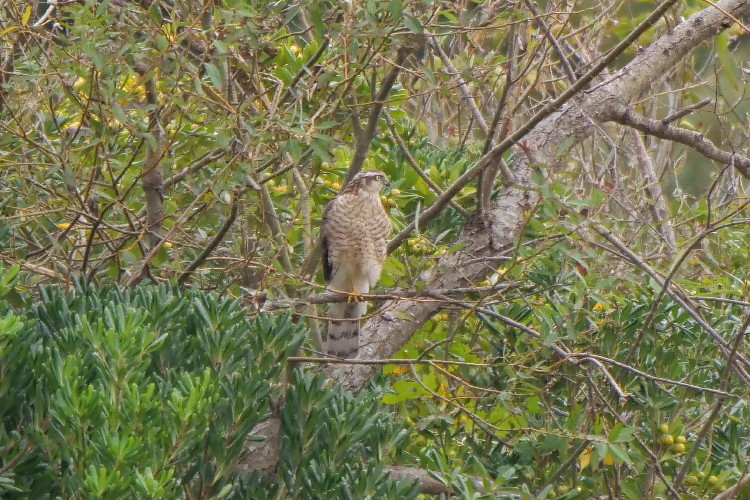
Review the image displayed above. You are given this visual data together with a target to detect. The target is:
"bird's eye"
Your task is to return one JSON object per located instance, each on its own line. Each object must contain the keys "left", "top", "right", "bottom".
{"left": 376, "top": 175, "right": 383, "bottom": 180}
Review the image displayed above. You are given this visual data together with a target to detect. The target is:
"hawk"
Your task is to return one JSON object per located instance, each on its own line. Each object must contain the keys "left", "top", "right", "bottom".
{"left": 321, "top": 169, "right": 391, "bottom": 358}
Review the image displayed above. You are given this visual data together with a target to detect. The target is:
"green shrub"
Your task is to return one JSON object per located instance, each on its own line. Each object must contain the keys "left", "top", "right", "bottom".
{"left": 0, "top": 276, "right": 416, "bottom": 499}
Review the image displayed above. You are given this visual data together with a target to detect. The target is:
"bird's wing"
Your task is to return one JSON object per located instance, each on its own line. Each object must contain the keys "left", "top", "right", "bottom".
{"left": 321, "top": 201, "right": 334, "bottom": 282}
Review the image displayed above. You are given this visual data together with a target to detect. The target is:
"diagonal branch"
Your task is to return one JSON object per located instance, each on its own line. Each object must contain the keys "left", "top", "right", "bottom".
{"left": 178, "top": 194, "right": 239, "bottom": 286}
{"left": 388, "top": 0, "right": 683, "bottom": 253}
{"left": 593, "top": 224, "right": 750, "bottom": 383}
{"left": 630, "top": 128, "right": 677, "bottom": 252}
{"left": 614, "top": 106, "right": 750, "bottom": 176}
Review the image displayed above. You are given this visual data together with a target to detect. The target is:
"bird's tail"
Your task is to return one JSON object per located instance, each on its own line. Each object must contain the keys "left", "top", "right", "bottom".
{"left": 326, "top": 301, "right": 366, "bottom": 358}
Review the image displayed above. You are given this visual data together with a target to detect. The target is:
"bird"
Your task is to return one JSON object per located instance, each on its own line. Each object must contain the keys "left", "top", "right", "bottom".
{"left": 321, "top": 169, "right": 391, "bottom": 358}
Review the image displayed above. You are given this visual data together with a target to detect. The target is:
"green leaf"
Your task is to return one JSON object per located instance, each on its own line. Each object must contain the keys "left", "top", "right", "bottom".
{"left": 403, "top": 16, "right": 423, "bottom": 34}
{"left": 388, "top": 0, "right": 403, "bottom": 20}
{"left": 154, "top": 35, "right": 168, "bottom": 52}
{"left": 607, "top": 443, "right": 632, "bottom": 465}
{"left": 204, "top": 63, "right": 223, "bottom": 90}
{"left": 608, "top": 423, "right": 636, "bottom": 443}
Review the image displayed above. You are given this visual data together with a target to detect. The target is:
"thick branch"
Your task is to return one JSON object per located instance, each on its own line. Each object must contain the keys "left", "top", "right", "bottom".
{"left": 615, "top": 106, "right": 750, "bottom": 177}
{"left": 141, "top": 76, "right": 166, "bottom": 249}
{"left": 383, "top": 466, "right": 453, "bottom": 495}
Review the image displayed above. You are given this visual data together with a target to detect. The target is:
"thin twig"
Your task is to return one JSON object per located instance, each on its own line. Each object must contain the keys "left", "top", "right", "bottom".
{"left": 346, "top": 45, "right": 415, "bottom": 183}
{"left": 178, "top": 194, "right": 239, "bottom": 286}
{"left": 564, "top": 353, "right": 734, "bottom": 397}
{"left": 593, "top": 224, "right": 750, "bottom": 383}
{"left": 693, "top": 296, "right": 750, "bottom": 307}
{"left": 384, "top": 112, "right": 470, "bottom": 218}
{"left": 524, "top": 0, "right": 577, "bottom": 84}
{"left": 661, "top": 98, "right": 713, "bottom": 124}
{"left": 428, "top": 34, "right": 488, "bottom": 134}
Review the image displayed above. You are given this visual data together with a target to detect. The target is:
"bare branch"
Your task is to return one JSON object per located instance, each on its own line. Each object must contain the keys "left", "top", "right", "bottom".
{"left": 523, "top": 0, "right": 577, "bottom": 84}
{"left": 662, "top": 98, "right": 713, "bottom": 124}
{"left": 178, "top": 194, "right": 239, "bottom": 286}
{"left": 389, "top": 0, "right": 684, "bottom": 253}
{"left": 346, "top": 44, "right": 417, "bottom": 183}
{"left": 614, "top": 106, "right": 750, "bottom": 177}
{"left": 428, "top": 34, "right": 488, "bottom": 135}
{"left": 630, "top": 128, "right": 677, "bottom": 252}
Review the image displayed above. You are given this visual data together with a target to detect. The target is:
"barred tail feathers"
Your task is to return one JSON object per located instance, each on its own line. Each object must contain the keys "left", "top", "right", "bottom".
{"left": 326, "top": 300, "right": 366, "bottom": 358}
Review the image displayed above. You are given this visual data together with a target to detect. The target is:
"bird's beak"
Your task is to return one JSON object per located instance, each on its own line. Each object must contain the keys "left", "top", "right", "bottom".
{"left": 384, "top": 178, "right": 391, "bottom": 187}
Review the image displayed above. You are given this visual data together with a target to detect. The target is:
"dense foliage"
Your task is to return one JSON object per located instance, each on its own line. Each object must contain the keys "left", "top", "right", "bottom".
{"left": 0, "top": 271, "right": 418, "bottom": 498}
{"left": 2, "top": 0, "right": 750, "bottom": 498}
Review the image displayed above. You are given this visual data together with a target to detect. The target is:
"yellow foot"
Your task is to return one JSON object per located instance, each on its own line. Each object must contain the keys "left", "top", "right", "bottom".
{"left": 347, "top": 288, "right": 364, "bottom": 303}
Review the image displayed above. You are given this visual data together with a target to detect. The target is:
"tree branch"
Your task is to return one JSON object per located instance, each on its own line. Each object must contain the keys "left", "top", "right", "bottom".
{"left": 614, "top": 106, "right": 750, "bottom": 177}
{"left": 630, "top": 128, "right": 677, "bottom": 252}
{"left": 177, "top": 194, "right": 239, "bottom": 286}
{"left": 253, "top": 282, "right": 517, "bottom": 310}
{"left": 382, "top": 466, "right": 453, "bottom": 495}
{"left": 715, "top": 473, "right": 750, "bottom": 500}
{"left": 593, "top": 224, "right": 750, "bottom": 383}
{"left": 388, "top": 0, "right": 684, "bottom": 253}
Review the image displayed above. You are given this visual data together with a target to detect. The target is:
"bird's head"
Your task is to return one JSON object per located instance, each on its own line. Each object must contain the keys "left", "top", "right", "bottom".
{"left": 350, "top": 169, "right": 390, "bottom": 194}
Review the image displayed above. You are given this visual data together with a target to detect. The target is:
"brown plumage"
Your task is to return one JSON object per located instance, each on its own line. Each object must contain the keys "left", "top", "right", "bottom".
{"left": 321, "top": 169, "right": 391, "bottom": 358}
